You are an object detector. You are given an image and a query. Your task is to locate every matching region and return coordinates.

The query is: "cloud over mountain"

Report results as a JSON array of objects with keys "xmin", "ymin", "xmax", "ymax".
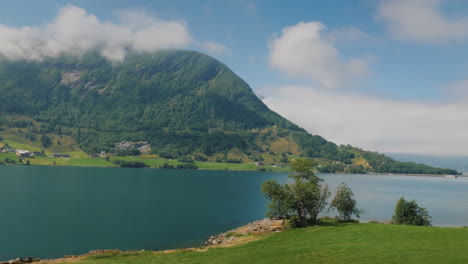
[{"xmin": 0, "ymin": 5, "xmax": 192, "ymax": 61}]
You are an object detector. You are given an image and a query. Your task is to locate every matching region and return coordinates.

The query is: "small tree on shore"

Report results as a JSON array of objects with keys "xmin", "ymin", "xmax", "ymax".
[
  {"xmin": 392, "ymin": 197, "xmax": 431, "ymax": 226},
  {"xmin": 261, "ymin": 159, "xmax": 330, "ymax": 227},
  {"xmin": 330, "ymin": 182, "xmax": 363, "ymax": 222}
]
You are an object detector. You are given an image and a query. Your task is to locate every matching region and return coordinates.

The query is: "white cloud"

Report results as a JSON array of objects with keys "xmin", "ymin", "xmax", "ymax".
[
  {"xmin": 378, "ymin": 0, "xmax": 468, "ymax": 43},
  {"xmin": 201, "ymin": 41, "xmax": 229, "ymax": 56},
  {"xmin": 268, "ymin": 22, "xmax": 372, "ymax": 88},
  {"xmin": 263, "ymin": 85, "xmax": 468, "ymax": 156},
  {"xmin": 0, "ymin": 5, "xmax": 192, "ymax": 61}
]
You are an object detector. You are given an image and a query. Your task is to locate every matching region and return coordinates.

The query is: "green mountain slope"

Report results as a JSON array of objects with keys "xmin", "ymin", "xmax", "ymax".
[{"xmin": 0, "ymin": 50, "xmax": 460, "ymax": 175}]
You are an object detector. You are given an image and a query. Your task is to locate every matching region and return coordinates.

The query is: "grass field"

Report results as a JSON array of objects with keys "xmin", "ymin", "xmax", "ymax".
[
  {"xmin": 1, "ymin": 152, "xmax": 291, "ymax": 171},
  {"xmin": 111, "ymin": 156, "xmax": 291, "ymax": 171},
  {"xmin": 45, "ymin": 223, "xmax": 468, "ymax": 264}
]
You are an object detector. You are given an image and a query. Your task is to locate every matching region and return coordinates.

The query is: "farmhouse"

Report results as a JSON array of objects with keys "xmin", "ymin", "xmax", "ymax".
[{"xmin": 15, "ymin": 150, "xmax": 32, "ymax": 158}]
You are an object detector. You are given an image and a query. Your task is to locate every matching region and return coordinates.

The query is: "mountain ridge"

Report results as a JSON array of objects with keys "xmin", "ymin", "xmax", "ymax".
[{"xmin": 0, "ymin": 49, "xmax": 460, "ymax": 175}]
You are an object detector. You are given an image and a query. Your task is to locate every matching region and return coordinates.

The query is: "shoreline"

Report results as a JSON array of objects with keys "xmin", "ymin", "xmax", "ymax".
[
  {"xmin": 0, "ymin": 163, "xmax": 464, "ymax": 177},
  {"xmin": 5, "ymin": 219, "xmax": 467, "ymax": 263}
]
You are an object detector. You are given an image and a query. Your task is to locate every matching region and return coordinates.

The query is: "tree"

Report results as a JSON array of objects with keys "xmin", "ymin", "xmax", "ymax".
[
  {"xmin": 261, "ymin": 159, "xmax": 330, "ymax": 227},
  {"xmin": 392, "ymin": 197, "xmax": 432, "ymax": 226},
  {"xmin": 330, "ymin": 182, "xmax": 363, "ymax": 221},
  {"xmin": 41, "ymin": 135, "xmax": 53, "ymax": 148}
]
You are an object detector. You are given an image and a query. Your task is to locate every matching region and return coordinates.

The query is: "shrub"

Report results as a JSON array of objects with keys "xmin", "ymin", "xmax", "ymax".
[
  {"xmin": 4, "ymin": 158, "xmax": 15, "ymax": 164},
  {"xmin": 160, "ymin": 163, "xmax": 175, "ymax": 169},
  {"xmin": 226, "ymin": 158, "xmax": 242, "ymax": 163},
  {"xmin": 112, "ymin": 160, "xmax": 147, "ymax": 168},
  {"xmin": 194, "ymin": 154, "xmax": 208, "ymax": 162},
  {"xmin": 178, "ymin": 156, "xmax": 194, "ymax": 163},
  {"xmin": 116, "ymin": 148, "xmax": 141, "ymax": 156},
  {"xmin": 392, "ymin": 197, "xmax": 432, "ymax": 226},
  {"xmin": 176, "ymin": 163, "xmax": 198, "ymax": 170}
]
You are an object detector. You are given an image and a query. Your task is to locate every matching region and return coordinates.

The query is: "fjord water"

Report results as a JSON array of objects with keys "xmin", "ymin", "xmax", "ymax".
[{"xmin": 0, "ymin": 166, "xmax": 467, "ymax": 260}]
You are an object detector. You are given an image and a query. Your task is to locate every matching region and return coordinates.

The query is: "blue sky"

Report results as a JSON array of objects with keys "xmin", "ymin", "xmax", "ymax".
[{"xmin": 1, "ymin": 0, "xmax": 468, "ymax": 155}]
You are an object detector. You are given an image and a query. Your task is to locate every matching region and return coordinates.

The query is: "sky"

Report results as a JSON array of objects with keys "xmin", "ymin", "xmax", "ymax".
[{"xmin": 1, "ymin": 0, "xmax": 468, "ymax": 156}]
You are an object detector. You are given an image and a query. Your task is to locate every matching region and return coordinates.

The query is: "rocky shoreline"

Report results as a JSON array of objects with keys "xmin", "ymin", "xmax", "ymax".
[
  {"xmin": 2, "ymin": 218, "xmax": 285, "ymax": 264},
  {"xmin": 205, "ymin": 218, "xmax": 285, "ymax": 246},
  {"xmin": 0, "ymin": 257, "xmax": 40, "ymax": 264}
]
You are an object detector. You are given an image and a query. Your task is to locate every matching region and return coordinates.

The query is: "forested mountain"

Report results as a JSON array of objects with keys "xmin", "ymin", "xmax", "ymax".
[{"xmin": 0, "ymin": 50, "xmax": 460, "ymax": 175}]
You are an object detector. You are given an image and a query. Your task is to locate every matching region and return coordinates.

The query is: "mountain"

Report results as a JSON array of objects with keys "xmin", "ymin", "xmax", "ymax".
[
  {"xmin": 387, "ymin": 153, "xmax": 468, "ymax": 174},
  {"xmin": 0, "ymin": 50, "xmax": 460, "ymax": 175}
]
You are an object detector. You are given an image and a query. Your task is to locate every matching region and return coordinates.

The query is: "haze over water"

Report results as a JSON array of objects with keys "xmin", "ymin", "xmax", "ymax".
[{"xmin": 0, "ymin": 166, "xmax": 466, "ymax": 260}]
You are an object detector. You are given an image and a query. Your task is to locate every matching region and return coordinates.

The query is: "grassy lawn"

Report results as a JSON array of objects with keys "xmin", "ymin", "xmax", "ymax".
[{"xmin": 47, "ymin": 223, "xmax": 468, "ymax": 264}]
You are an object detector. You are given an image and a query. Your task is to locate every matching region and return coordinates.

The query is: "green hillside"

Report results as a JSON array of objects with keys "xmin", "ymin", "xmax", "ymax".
[
  {"xmin": 0, "ymin": 50, "xmax": 460, "ymax": 175},
  {"xmin": 43, "ymin": 223, "xmax": 468, "ymax": 264}
]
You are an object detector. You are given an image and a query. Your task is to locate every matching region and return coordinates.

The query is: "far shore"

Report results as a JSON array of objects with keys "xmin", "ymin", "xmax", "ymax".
[{"xmin": 0, "ymin": 162, "xmax": 465, "ymax": 178}]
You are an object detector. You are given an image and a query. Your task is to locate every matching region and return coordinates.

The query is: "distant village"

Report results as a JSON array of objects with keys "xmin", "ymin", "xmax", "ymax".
[{"xmin": 1, "ymin": 147, "xmax": 70, "ymax": 158}]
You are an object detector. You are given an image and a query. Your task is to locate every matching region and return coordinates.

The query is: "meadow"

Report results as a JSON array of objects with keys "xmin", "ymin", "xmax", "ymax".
[{"xmin": 45, "ymin": 223, "xmax": 468, "ymax": 264}]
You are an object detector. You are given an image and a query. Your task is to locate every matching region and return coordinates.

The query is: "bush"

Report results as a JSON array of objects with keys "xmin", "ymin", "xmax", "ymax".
[
  {"xmin": 226, "ymin": 158, "xmax": 242, "ymax": 163},
  {"xmin": 392, "ymin": 197, "xmax": 432, "ymax": 226},
  {"xmin": 112, "ymin": 160, "xmax": 147, "ymax": 168},
  {"xmin": 115, "ymin": 148, "xmax": 141, "ymax": 156},
  {"xmin": 40, "ymin": 135, "xmax": 53, "ymax": 148},
  {"xmin": 157, "ymin": 150, "xmax": 178, "ymax": 159},
  {"xmin": 194, "ymin": 154, "xmax": 208, "ymax": 162},
  {"xmin": 178, "ymin": 156, "xmax": 194, "ymax": 163},
  {"xmin": 159, "ymin": 163, "xmax": 174, "ymax": 169},
  {"xmin": 176, "ymin": 163, "xmax": 199, "ymax": 170},
  {"xmin": 4, "ymin": 158, "xmax": 15, "ymax": 164}
]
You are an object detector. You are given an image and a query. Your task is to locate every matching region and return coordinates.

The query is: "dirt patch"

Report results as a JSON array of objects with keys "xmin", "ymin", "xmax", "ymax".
[{"xmin": 205, "ymin": 218, "xmax": 286, "ymax": 246}]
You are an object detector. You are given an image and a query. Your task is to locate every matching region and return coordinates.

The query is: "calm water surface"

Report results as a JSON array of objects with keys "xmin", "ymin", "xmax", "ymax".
[{"xmin": 0, "ymin": 166, "xmax": 467, "ymax": 260}]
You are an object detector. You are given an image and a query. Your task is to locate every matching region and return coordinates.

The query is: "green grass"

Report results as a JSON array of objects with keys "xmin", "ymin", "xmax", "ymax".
[
  {"xmin": 1, "ymin": 152, "xmax": 291, "ymax": 171},
  {"xmin": 49, "ymin": 223, "xmax": 468, "ymax": 264},
  {"xmin": 0, "ymin": 152, "xmax": 18, "ymax": 161},
  {"xmin": 24, "ymin": 157, "xmax": 115, "ymax": 167},
  {"xmin": 111, "ymin": 156, "xmax": 291, "ymax": 171}
]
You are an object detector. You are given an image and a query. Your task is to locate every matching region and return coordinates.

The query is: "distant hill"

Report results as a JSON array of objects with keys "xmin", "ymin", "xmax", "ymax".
[
  {"xmin": 0, "ymin": 50, "xmax": 460, "ymax": 175},
  {"xmin": 387, "ymin": 153, "xmax": 468, "ymax": 174}
]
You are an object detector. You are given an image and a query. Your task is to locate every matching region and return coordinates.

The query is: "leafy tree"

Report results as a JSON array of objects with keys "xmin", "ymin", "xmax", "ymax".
[
  {"xmin": 176, "ymin": 163, "xmax": 199, "ymax": 169},
  {"xmin": 159, "ymin": 163, "xmax": 175, "ymax": 169},
  {"xmin": 112, "ymin": 160, "xmax": 147, "ymax": 168},
  {"xmin": 261, "ymin": 159, "xmax": 330, "ymax": 227},
  {"xmin": 116, "ymin": 148, "xmax": 141, "ymax": 156},
  {"xmin": 178, "ymin": 155, "xmax": 194, "ymax": 163},
  {"xmin": 40, "ymin": 135, "xmax": 53, "ymax": 148},
  {"xmin": 330, "ymin": 182, "xmax": 363, "ymax": 221},
  {"xmin": 392, "ymin": 197, "xmax": 432, "ymax": 226}
]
